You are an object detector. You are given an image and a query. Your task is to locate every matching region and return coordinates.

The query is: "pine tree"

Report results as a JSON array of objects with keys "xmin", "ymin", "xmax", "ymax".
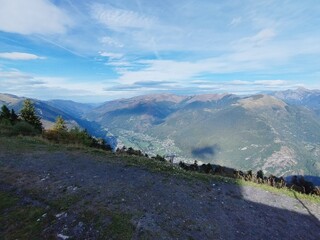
[
  {"xmin": 20, "ymin": 99, "xmax": 43, "ymax": 131},
  {"xmin": 0, "ymin": 105, "xmax": 11, "ymax": 120},
  {"xmin": 10, "ymin": 109, "xmax": 18, "ymax": 124},
  {"xmin": 53, "ymin": 116, "xmax": 67, "ymax": 132}
]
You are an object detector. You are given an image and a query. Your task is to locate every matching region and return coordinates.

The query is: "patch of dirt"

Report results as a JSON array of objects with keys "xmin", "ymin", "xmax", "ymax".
[{"xmin": 0, "ymin": 149, "xmax": 319, "ymax": 239}]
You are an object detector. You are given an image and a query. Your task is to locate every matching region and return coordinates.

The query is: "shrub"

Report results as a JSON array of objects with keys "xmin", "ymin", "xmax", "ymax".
[
  {"xmin": 42, "ymin": 127, "xmax": 112, "ymax": 151},
  {"xmin": 153, "ymin": 154, "xmax": 166, "ymax": 162},
  {"xmin": 0, "ymin": 121, "xmax": 14, "ymax": 136},
  {"xmin": 42, "ymin": 129, "xmax": 68, "ymax": 143},
  {"xmin": 257, "ymin": 170, "xmax": 264, "ymax": 179},
  {"xmin": 12, "ymin": 121, "xmax": 40, "ymax": 136}
]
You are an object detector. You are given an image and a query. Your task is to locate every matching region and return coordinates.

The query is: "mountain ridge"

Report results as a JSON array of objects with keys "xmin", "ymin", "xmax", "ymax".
[{"xmin": 1, "ymin": 88, "xmax": 320, "ymax": 177}]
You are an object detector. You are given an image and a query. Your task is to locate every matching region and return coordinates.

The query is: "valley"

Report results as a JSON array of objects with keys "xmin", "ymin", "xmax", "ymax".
[{"xmin": 1, "ymin": 88, "xmax": 320, "ymax": 177}]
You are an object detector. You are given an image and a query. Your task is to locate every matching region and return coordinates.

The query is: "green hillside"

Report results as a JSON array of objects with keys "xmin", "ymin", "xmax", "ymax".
[{"xmin": 87, "ymin": 93, "xmax": 320, "ymax": 177}]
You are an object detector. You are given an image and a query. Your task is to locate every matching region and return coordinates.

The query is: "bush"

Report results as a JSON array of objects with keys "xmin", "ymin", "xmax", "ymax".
[
  {"xmin": 42, "ymin": 129, "xmax": 68, "ymax": 143},
  {"xmin": 12, "ymin": 121, "xmax": 40, "ymax": 136},
  {"xmin": 152, "ymin": 154, "xmax": 166, "ymax": 162},
  {"xmin": 0, "ymin": 121, "xmax": 14, "ymax": 136},
  {"xmin": 42, "ymin": 127, "xmax": 112, "ymax": 151}
]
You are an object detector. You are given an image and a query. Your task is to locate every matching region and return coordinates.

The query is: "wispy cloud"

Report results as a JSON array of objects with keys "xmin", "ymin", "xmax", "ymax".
[
  {"xmin": 230, "ymin": 17, "xmax": 242, "ymax": 27},
  {"xmin": 0, "ymin": 0, "xmax": 319, "ymax": 101},
  {"xmin": 100, "ymin": 36, "xmax": 124, "ymax": 48},
  {"xmin": 99, "ymin": 51, "xmax": 123, "ymax": 59},
  {"xmin": 0, "ymin": 0, "xmax": 73, "ymax": 35},
  {"xmin": 0, "ymin": 52, "xmax": 45, "ymax": 60},
  {"xmin": 91, "ymin": 3, "xmax": 155, "ymax": 30},
  {"xmin": 240, "ymin": 28, "xmax": 276, "ymax": 46}
]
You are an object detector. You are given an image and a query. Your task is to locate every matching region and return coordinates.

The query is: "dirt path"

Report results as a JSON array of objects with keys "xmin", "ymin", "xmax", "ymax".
[{"xmin": 0, "ymin": 148, "xmax": 319, "ymax": 239}]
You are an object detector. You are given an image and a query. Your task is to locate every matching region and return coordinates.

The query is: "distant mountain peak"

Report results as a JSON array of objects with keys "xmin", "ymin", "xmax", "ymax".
[
  {"xmin": 237, "ymin": 94, "xmax": 287, "ymax": 110},
  {"xmin": 186, "ymin": 93, "xmax": 234, "ymax": 103},
  {"xmin": 272, "ymin": 87, "xmax": 320, "ymax": 103}
]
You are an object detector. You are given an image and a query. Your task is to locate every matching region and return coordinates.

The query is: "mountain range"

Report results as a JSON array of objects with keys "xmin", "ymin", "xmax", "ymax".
[{"xmin": 1, "ymin": 88, "xmax": 320, "ymax": 177}]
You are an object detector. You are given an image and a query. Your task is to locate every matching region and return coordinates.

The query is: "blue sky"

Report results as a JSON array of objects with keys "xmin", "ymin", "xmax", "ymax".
[{"xmin": 0, "ymin": 0, "xmax": 319, "ymax": 102}]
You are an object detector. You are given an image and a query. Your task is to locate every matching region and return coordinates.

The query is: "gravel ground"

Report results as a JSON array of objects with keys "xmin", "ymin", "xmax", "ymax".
[{"xmin": 0, "ymin": 149, "xmax": 319, "ymax": 240}]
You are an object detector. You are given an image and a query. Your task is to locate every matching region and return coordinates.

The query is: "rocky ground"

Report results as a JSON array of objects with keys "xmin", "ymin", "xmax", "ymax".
[{"xmin": 0, "ymin": 138, "xmax": 319, "ymax": 239}]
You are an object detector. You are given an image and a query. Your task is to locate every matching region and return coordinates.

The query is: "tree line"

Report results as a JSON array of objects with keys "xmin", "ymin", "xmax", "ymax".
[
  {"xmin": 0, "ymin": 99, "xmax": 111, "ymax": 150},
  {"xmin": 0, "ymin": 99, "xmax": 42, "ymax": 135},
  {"xmin": 178, "ymin": 160, "xmax": 320, "ymax": 196}
]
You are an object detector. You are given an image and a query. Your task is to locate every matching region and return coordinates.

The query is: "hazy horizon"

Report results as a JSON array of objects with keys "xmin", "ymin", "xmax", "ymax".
[{"xmin": 2, "ymin": 86, "xmax": 319, "ymax": 104}]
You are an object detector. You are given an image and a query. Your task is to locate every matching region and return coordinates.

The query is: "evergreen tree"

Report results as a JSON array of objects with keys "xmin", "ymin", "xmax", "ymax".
[
  {"xmin": 0, "ymin": 105, "xmax": 11, "ymax": 120},
  {"xmin": 53, "ymin": 116, "xmax": 67, "ymax": 132},
  {"xmin": 20, "ymin": 99, "xmax": 43, "ymax": 131},
  {"xmin": 10, "ymin": 109, "xmax": 18, "ymax": 124}
]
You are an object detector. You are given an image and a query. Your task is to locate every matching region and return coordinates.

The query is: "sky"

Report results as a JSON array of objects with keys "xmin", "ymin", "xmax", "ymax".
[{"xmin": 0, "ymin": 0, "xmax": 319, "ymax": 102}]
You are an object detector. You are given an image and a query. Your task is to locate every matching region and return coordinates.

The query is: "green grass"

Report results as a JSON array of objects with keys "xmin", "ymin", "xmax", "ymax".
[
  {"xmin": 0, "ymin": 191, "xmax": 19, "ymax": 211},
  {"xmin": 116, "ymin": 154, "xmax": 320, "ymax": 204},
  {"xmin": 236, "ymin": 180, "xmax": 320, "ymax": 204},
  {"xmin": 80, "ymin": 208, "xmax": 135, "ymax": 240},
  {"xmin": 103, "ymin": 212, "xmax": 135, "ymax": 240},
  {"xmin": 0, "ymin": 135, "xmax": 56, "ymax": 152},
  {"xmin": 1, "ymin": 135, "xmax": 319, "ymax": 206},
  {"xmin": 51, "ymin": 193, "xmax": 84, "ymax": 211},
  {"xmin": 0, "ymin": 191, "xmax": 50, "ymax": 240}
]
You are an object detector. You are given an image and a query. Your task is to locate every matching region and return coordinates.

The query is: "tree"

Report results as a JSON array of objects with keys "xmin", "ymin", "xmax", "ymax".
[
  {"xmin": 0, "ymin": 105, "xmax": 11, "ymax": 120},
  {"xmin": 20, "ymin": 99, "xmax": 42, "ymax": 131},
  {"xmin": 53, "ymin": 116, "xmax": 67, "ymax": 132},
  {"xmin": 10, "ymin": 109, "xmax": 18, "ymax": 124}
]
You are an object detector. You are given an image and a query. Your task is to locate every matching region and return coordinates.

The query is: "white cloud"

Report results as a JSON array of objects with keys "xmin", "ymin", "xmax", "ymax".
[
  {"xmin": 238, "ymin": 28, "xmax": 276, "ymax": 47},
  {"xmin": 0, "ymin": 0, "xmax": 73, "ymax": 34},
  {"xmin": 254, "ymin": 80, "xmax": 288, "ymax": 86},
  {"xmin": 0, "ymin": 52, "xmax": 45, "ymax": 60},
  {"xmin": 190, "ymin": 79, "xmax": 304, "ymax": 95},
  {"xmin": 230, "ymin": 17, "xmax": 242, "ymax": 26},
  {"xmin": 114, "ymin": 55, "xmax": 269, "ymax": 86},
  {"xmin": 249, "ymin": 28, "xmax": 276, "ymax": 44},
  {"xmin": 91, "ymin": 4, "xmax": 155, "ymax": 30},
  {"xmin": 0, "ymin": 70, "xmax": 32, "ymax": 79},
  {"xmin": 100, "ymin": 36, "xmax": 124, "ymax": 48},
  {"xmin": 99, "ymin": 51, "xmax": 123, "ymax": 59},
  {"xmin": 106, "ymin": 61, "xmax": 131, "ymax": 67},
  {"xmin": 0, "ymin": 69, "xmax": 117, "ymax": 102}
]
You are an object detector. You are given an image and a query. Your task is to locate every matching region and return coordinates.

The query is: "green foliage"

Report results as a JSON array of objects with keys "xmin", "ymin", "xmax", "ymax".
[
  {"xmin": 153, "ymin": 154, "xmax": 166, "ymax": 162},
  {"xmin": 257, "ymin": 170, "xmax": 264, "ymax": 179},
  {"xmin": 0, "ymin": 105, "xmax": 19, "ymax": 133},
  {"xmin": 0, "ymin": 113, "xmax": 39, "ymax": 136},
  {"xmin": 10, "ymin": 109, "xmax": 18, "ymax": 124},
  {"xmin": 42, "ymin": 126, "xmax": 112, "ymax": 151},
  {"xmin": 12, "ymin": 121, "xmax": 40, "ymax": 136},
  {"xmin": 20, "ymin": 99, "xmax": 43, "ymax": 131},
  {"xmin": 0, "ymin": 105, "xmax": 11, "ymax": 120},
  {"xmin": 53, "ymin": 115, "xmax": 67, "ymax": 132}
]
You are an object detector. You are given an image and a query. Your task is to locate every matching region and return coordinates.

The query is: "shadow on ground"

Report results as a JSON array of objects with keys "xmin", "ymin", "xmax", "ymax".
[{"xmin": 0, "ymin": 150, "xmax": 319, "ymax": 239}]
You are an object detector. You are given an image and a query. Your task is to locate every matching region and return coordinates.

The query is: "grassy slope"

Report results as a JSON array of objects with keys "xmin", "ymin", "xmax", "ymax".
[
  {"xmin": 0, "ymin": 136, "xmax": 136, "ymax": 239},
  {"xmin": 0, "ymin": 135, "xmax": 319, "ymax": 239},
  {"xmin": 1, "ymin": 135, "xmax": 319, "ymax": 198}
]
